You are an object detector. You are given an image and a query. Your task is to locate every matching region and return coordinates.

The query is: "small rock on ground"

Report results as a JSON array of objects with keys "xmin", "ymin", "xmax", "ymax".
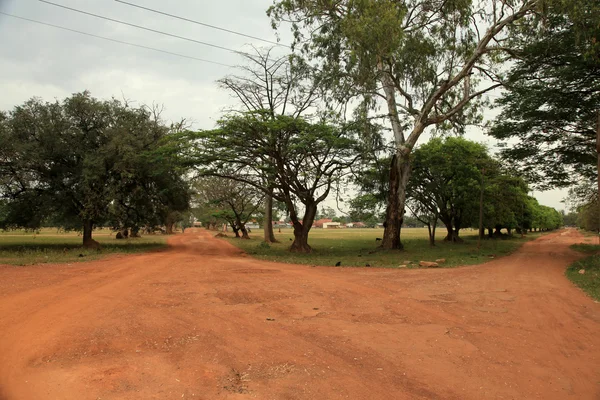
[{"xmin": 419, "ymin": 261, "xmax": 439, "ymax": 268}]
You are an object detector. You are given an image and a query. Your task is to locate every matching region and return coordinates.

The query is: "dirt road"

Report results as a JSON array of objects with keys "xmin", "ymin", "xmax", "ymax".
[{"xmin": 0, "ymin": 229, "xmax": 599, "ymax": 399}]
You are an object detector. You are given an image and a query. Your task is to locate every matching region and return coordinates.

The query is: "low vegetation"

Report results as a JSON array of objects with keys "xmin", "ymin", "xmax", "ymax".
[
  {"xmin": 0, "ymin": 229, "xmax": 168, "ymax": 266},
  {"xmin": 567, "ymin": 243, "xmax": 600, "ymax": 301},
  {"xmin": 224, "ymin": 228, "xmax": 542, "ymax": 268}
]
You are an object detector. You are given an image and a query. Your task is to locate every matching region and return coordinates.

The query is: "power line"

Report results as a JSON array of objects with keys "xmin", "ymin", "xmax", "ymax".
[
  {"xmin": 38, "ymin": 0, "xmax": 248, "ymax": 56},
  {"xmin": 114, "ymin": 0, "xmax": 288, "ymax": 48},
  {"xmin": 0, "ymin": 12, "xmax": 233, "ymax": 67}
]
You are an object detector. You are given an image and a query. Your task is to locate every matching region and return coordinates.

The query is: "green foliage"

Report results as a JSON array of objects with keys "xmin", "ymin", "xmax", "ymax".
[
  {"xmin": 189, "ymin": 111, "xmax": 360, "ymax": 251},
  {"xmin": 571, "ymin": 243, "xmax": 600, "ymax": 253},
  {"xmin": 409, "ymin": 137, "xmax": 491, "ymax": 239},
  {"xmin": 348, "ymin": 193, "xmax": 383, "ymax": 227},
  {"xmin": 489, "ymin": 10, "xmax": 600, "ymax": 188},
  {"xmin": 563, "ymin": 212, "xmax": 578, "ymax": 227},
  {"xmin": 566, "ymin": 254, "xmax": 600, "ymax": 301},
  {"xmin": 192, "ymin": 177, "xmax": 264, "ymax": 237},
  {"xmin": 269, "ymin": 0, "xmax": 538, "ymax": 249},
  {"xmin": 0, "ymin": 92, "xmax": 190, "ymax": 243},
  {"xmin": 576, "ymin": 197, "xmax": 599, "ymax": 231}
]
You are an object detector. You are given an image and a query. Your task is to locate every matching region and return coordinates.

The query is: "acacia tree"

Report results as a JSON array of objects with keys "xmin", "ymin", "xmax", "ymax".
[
  {"xmin": 219, "ymin": 47, "xmax": 321, "ymax": 243},
  {"xmin": 192, "ymin": 112, "xmax": 359, "ymax": 253},
  {"xmin": 269, "ymin": 0, "xmax": 540, "ymax": 249},
  {"xmin": 193, "ymin": 177, "xmax": 264, "ymax": 239}
]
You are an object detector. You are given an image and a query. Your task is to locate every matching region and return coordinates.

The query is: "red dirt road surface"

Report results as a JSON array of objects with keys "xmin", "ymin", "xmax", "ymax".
[{"xmin": 1, "ymin": 229, "xmax": 599, "ymax": 399}]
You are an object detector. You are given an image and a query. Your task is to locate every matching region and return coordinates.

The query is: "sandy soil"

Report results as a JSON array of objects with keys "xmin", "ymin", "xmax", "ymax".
[{"xmin": 0, "ymin": 228, "xmax": 599, "ymax": 400}]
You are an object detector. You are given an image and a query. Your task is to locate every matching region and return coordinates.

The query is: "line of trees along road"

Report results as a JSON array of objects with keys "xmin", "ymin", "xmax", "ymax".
[
  {"xmin": 6, "ymin": 0, "xmax": 595, "ymax": 251},
  {"xmin": 0, "ymin": 92, "xmax": 191, "ymax": 246}
]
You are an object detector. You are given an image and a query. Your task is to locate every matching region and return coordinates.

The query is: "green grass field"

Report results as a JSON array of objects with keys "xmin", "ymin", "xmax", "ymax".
[
  {"xmin": 0, "ymin": 228, "xmax": 168, "ymax": 266},
  {"xmin": 225, "ymin": 227, "xmax": 542, "ymax": 268},
  {"xmin": 567, "ymin": 243, "xmax": 600, "ymax": 301}
]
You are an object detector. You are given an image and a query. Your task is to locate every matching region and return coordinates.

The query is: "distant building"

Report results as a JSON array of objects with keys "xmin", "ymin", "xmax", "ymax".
[
  {"xmin": 313, "ymin": 218, "xmax": 333, "ymax": 228},
  {"xmin": 323, "ymin": 222, "xmax": 341, "ymax": 229},
  {"xmin": 246, "ymin": 222, "xmax": 260, "ymax": 229}
]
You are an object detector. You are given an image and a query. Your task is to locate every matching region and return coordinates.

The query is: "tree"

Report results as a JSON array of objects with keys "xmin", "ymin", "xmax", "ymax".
[
  {"xmin": 269, "ymin": 0, "xmax": 539, "ymax": 250},
  {"xmin": 406, "ymin": 197, "xmax": 439, "ymax": 246},
  {"xmin": 408, "ymin": 137, "xmax": 491, "ymax": 242},
  {"xmin": 478, "ymin": 173, "xmax": 530, "ymax": 237},
  {"xmin": 488, "ymin": 11, "xmax": 600, "ymax": 188},
  {"xmin": 0, "ymin": 92, "xmax": 190, "ymax": 246},
  {"xmin": 106, "ymin": 106, "xmax": 191, "ymax": 236},
  {"xmin": 192, "ymin": 111, "xmax": 359, "ymax": 252},
  {"xmin": 218, "ymin": 47, "xmax": 321, "ymax": 243},
  {"xmin": 193, "ymin": 177, "xmax": 264, "ymax": 239},
  {"xmin": 319, "ymin": 206, "xmax": 337, "ymax": 220},
  {"xmin": 348, "ymin": 193, "xmax": 383, "ymax": 227}
]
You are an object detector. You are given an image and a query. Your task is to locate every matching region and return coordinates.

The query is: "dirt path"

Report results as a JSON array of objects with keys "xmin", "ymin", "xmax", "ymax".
[{"xmin": 0, "ymin": 229, "xmax": 599, "ymax": 400}]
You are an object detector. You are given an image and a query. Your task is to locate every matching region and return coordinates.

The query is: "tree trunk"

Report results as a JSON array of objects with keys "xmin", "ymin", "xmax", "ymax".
[
  {"xmin": 165, "ymin": 222, "xmax": 174, "ymax": 235},
  {"xmin": 596, "ymin": 110, "xmax": 600, "ymax": 243},
  {"xmin": 264, "ymin": 193, "xmax": 278, "ymax": 243},
  {"xmin": 427, "ymin": 222, "xmax": 437, "ymax": 246},
  {"xmin": 240, "ymin": 226, "xmax": 250, "ymax": 239},
  {"xmin": 82, "ymin": 219, "xmax": 99, "ymax": 248},
  {"xmin": 478, "ymin": 168, "xmax": 485, "ymax": 249},
  {"xmin": 488, "ymin": 228, "xmax": 494, "ymax": 238},
  {"xmin": 231, "ymin": 224, "xmax": 240, "ymax": 238},
  {"xmin": 236, "ymin": 217, "xmax": 250, "ymax": 239},
  {"xmin": 130, "ymin": 226, "xmax": 140, "ymax": 238},
  {"xmin": 381, "ymin": 154, "xmax": 411, "ymax": 250},
  {"xmin": 290, "ymin": 202, "xmax": 317, "ymax": 253},
  {"xmin": 444, "ymin": 226, "xmax": 463, "ymax": 243}
]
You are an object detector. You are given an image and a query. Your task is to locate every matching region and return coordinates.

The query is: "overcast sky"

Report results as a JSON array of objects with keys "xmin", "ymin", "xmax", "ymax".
[{"xmin": 0, "ymin": 0, "xmax": 569, "ymax": 212}]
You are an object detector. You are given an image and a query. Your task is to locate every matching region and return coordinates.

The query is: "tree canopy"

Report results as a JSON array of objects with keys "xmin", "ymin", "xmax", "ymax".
[
  {"xmin": 190, "ymin": 111, "xmax": 360, "ymax": 252},
  {"xmin": 269, "ymin": 0, "xmax": 542, "ymax": 249},
  {"xmin": 0, "ymin": 92, "xmax": 190, "ymax": 245},
  {"xmin": 489, "ymin": 12, "xmax": 600, "ymax": 188}
]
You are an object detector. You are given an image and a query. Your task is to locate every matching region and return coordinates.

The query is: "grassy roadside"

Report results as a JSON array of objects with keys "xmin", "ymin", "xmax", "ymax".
[
  {"xmin": 0, "ymin": 228, "xmax": 168, "ymax": 266},
  {"xmin": 223, "ymin": 228, "xmax": 543, "ymax": 269},
  {"xmin": 567, "ymin": 243, "xmax": 600, "ymax": 301}
]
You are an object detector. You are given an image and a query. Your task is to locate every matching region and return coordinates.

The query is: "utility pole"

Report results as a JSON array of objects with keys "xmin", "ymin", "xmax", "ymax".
[{"xmin": 478, "ymin": 167, "xmax": 485, "ymax": 250}]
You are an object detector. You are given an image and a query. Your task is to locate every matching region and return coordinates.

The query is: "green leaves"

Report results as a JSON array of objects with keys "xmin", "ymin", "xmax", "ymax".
[
  {"xmin": 489, "ymin": 8, "xmax": 600, "ymax": 189},
  {"xmin": 0, "ymin": 93, "xmax": 191, "ymax": 237}
]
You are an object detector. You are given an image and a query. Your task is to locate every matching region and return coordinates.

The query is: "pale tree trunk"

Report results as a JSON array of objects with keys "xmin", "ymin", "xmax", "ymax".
[
  {"xmin": 82, "ymin": 219, "xmax": 99, "ymax": 248},
  {"xmin": 381, "ymin": 154, "xmax": 411, "ymax": 250},
  {"xmin": 264, "ymin": 193, "xmax": 278, "ymax": 243}
]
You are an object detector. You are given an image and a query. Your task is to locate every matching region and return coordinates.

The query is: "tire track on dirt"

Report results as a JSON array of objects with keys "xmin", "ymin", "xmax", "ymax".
[{"xmin": 0, "ymin": 228, "xmax": 599, "ymax": 399}]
